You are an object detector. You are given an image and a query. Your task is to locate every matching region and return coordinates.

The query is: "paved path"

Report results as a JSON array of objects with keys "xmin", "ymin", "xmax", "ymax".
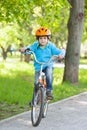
[
  {"xmin": 0, "ymin": 92, "xmax": 87, "ymax": 130},
  {"xmin": 0, "ymin": 57, "xmax": 87, "ymax": 69},
  {"xmin": 54, "ymin": 63, "xmax": 87, "ymax": 69}
]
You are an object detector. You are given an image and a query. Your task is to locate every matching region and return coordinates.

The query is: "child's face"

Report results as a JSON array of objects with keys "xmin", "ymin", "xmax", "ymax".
[{"xmin": 38, "ymin": 36, "xmax": 48, "ymax": 46}]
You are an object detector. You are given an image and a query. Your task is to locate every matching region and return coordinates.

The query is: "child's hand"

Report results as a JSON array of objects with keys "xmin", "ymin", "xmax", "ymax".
[
  {"xmin": 19, "ymin": 48, "xmax": 25, "ymax": 52},
  {"xmin": 57, "ymin": 55, "xmax": 64, "ymax": 60}
]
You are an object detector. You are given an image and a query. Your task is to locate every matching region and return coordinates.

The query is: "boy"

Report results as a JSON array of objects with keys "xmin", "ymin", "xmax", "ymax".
[{"xmin": 21, "ymin": 27, "xmax": 65, "ymax": 99}]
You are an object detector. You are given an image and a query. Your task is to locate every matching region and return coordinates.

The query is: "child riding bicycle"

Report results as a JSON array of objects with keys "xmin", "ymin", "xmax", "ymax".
[{"xmin": 20, "ymin": 27, "xmax": 65, "ymax": 100}]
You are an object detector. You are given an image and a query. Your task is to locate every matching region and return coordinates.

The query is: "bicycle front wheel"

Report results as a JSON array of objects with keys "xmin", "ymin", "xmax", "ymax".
[
  {"xmin": 42, "ymin": 93, "xmax": 48, "ymax": 118},
  {"xmin": 31, "ymin": 87, "xmax": 44, "ymax": 126}
]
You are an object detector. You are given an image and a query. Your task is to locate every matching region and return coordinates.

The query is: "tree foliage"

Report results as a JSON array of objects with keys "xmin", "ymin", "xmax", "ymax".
[
  {"xmin": 0, "ymin": 0, "xmax": 70, "ymax": 45},
  {"xmin": 0, "ymin": 0, "xmax": 87, "ymax": 45}
]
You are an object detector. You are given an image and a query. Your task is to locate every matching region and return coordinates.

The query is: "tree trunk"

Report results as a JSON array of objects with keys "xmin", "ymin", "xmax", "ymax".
[
  {"xmin": 0, "ymin": 46, "xmax": 7, "ymax": 60},
  {"xmin": 0, "ymin": 45, "xmax": 12, "ymax": 60},
  {"xmin": 63, "ymin": 0, "xmax": 84, "ymax": 84},
  {"xmin": 24, "ymin": 54, "xmax": 31, "ymax": 63}
]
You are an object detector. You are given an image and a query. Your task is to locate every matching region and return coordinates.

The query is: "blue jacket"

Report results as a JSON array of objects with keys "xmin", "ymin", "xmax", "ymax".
[{"xmin": 25, "ymin": 41, "xmax": 65, "ymax": 71}]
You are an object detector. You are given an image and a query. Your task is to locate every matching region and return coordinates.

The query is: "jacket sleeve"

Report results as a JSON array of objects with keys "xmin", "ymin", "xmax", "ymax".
[
  {"xmin": 24, "ymin": 42, "xmax": 38, "ymax": 52},
  {"xmin": 51, "ymin": 44, "xmax": 65, "ymax": 57}
]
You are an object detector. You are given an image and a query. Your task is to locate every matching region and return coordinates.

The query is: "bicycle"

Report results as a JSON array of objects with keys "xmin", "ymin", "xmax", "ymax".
[{"xmin": 25, "ymin": 50, "xmax": 58, "ymax": 127}]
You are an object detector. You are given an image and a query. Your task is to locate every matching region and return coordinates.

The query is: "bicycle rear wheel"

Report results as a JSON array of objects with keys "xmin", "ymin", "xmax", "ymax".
[{"xmin": 31, "ymin": 87, "xmax": 44, "ymax": 126}]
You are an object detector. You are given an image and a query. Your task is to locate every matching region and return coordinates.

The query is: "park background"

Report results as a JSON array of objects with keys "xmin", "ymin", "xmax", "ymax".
[{"xmin": 0, "ymin": 0, "xmax": 87, "ymax": 120}]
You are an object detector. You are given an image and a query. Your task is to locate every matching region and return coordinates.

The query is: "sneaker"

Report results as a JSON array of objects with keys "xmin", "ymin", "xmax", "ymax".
[{"xmin": 46, "ymin": 90, "xmax": 53, "ymax": 100}]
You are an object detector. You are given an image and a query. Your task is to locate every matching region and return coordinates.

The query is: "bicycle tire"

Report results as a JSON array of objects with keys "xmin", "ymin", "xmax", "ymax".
[
  {"xmin": 42, "ymin": 94, "xmax": 48, "ymax": 118},
  {"xmin": 31, "ymin": 87, "xmax": 44, "ymax": 126}
]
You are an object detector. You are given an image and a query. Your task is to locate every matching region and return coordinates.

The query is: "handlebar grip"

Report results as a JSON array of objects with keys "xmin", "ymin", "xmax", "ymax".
[{"xmin": 25, "ymin": 48, "xmax": 30, "ymax": 52}]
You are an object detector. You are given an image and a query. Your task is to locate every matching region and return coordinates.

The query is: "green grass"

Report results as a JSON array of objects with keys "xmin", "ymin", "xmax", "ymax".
[
  {"xmin": 0, "ymin": 62, "xmax": 34, "ymax": 105},
  {"xmin": 0, "ymin": 62, "xmax": 34, "ymax": 120},
  {"xmin": 80, "ymin": 58, "xmax": 87, "ymax": 64},
  {"xmin": 53, "ymin": 68, "xmax": 87, "ymax": 101},
  {"xmin": 0, "ymin": 61, "xmax": 87, "ymax": 120}
]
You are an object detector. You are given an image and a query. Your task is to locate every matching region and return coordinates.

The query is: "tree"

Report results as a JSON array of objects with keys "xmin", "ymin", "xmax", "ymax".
[
  {"xmin": 0, "ymin": 22, "xmax": 20, "ymax": 60},
  {"xmin": 0, "ymin": 44, "xmax": 12, "ymax": 60},
  {"xmin": 63, "ymin": 0, "xmax": 84, "ymax": 84}
]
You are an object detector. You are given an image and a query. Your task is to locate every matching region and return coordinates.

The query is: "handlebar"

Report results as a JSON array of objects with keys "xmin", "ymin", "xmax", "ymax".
[{"xmin": 24, "ymin": 50, "xmax": 58, "ymax": 65}]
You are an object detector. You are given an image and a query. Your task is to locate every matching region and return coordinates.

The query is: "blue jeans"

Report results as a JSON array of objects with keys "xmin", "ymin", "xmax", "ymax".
[{"xmin": 34, "ymin": 67, "xmax": 53, "ymax": 91}]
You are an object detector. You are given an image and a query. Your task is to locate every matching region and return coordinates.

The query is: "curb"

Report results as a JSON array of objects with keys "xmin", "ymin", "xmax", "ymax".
[{"xmin": 0, "ymin": 110, "xmax": 31, "ymax": 124}]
